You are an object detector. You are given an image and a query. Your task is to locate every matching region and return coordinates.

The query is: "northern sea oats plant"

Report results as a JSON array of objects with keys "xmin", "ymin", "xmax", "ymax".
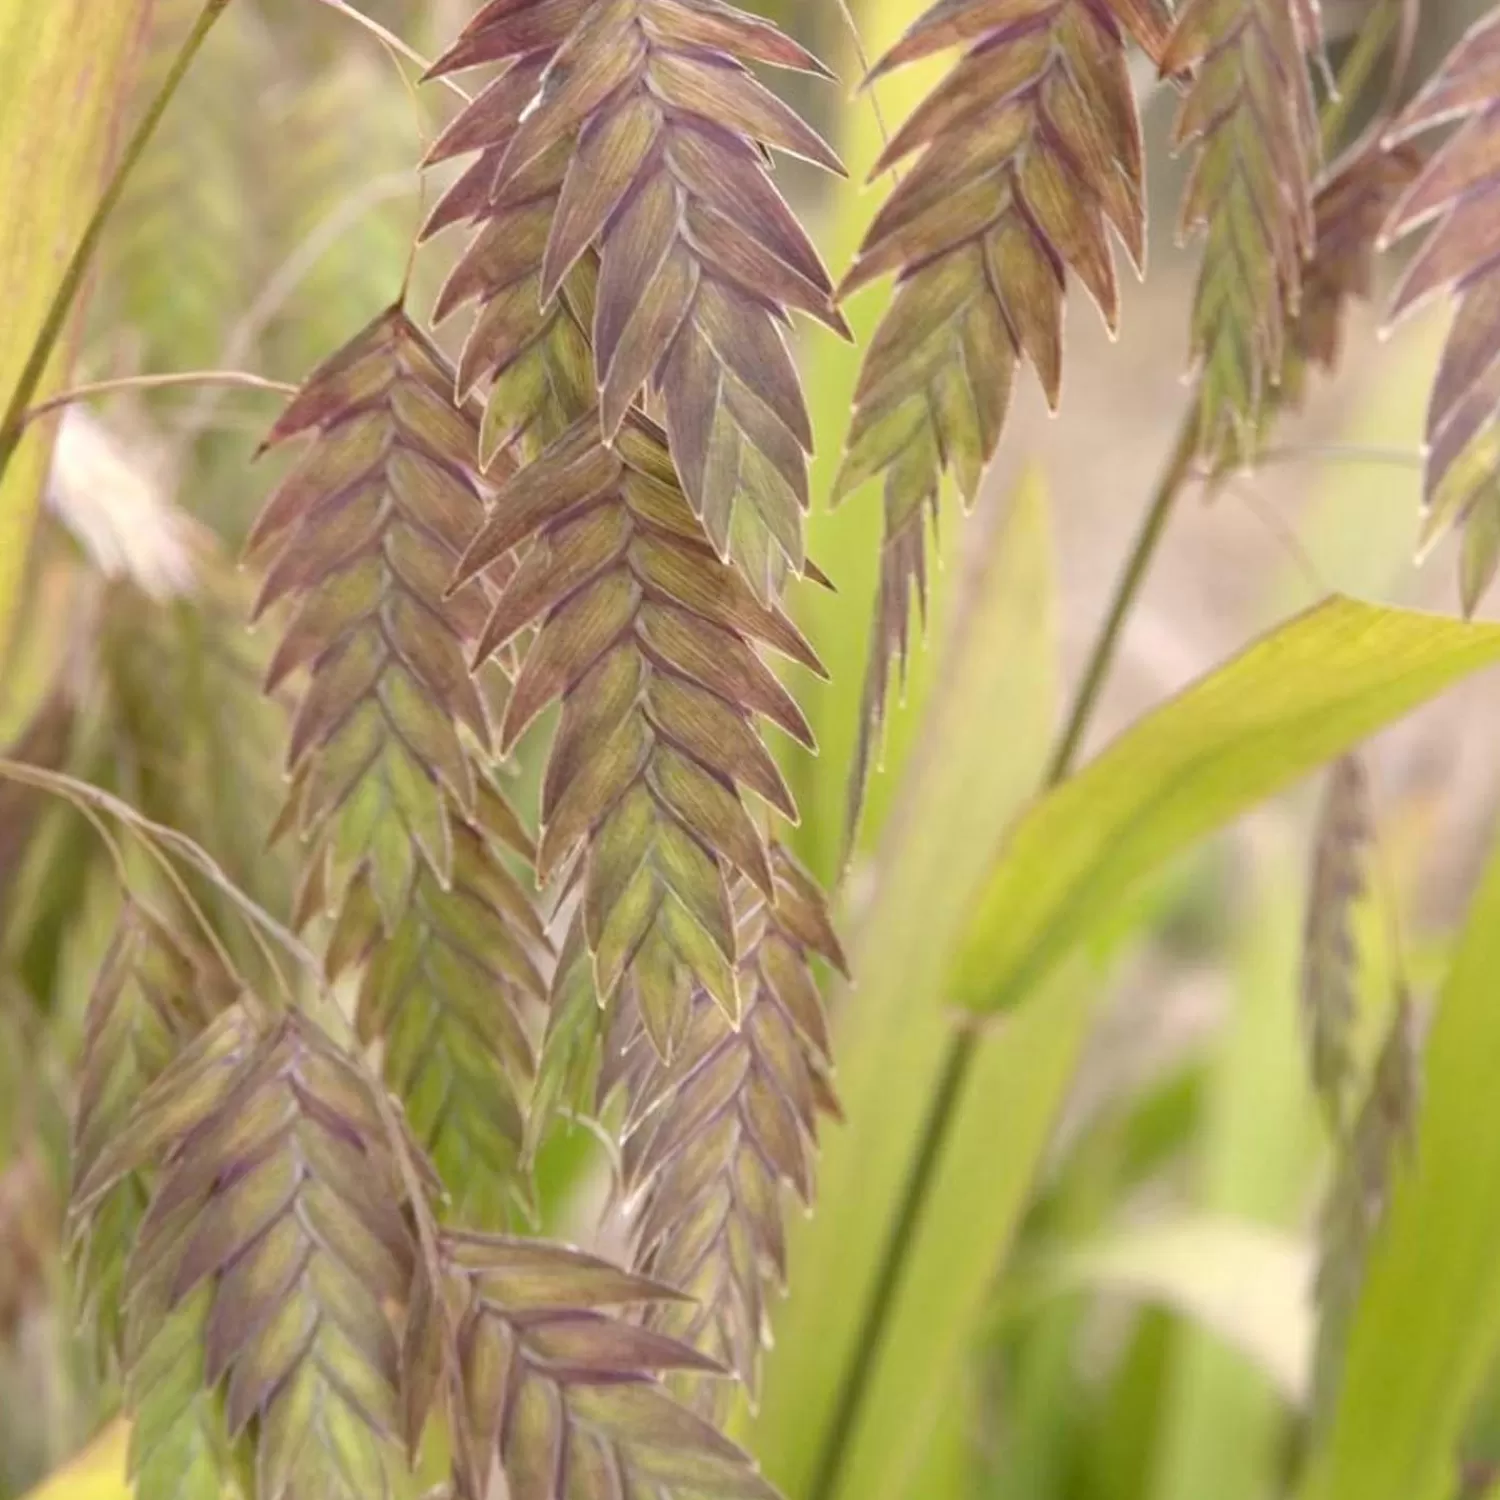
[{"xmin": 12, "ymin": 3, "xmax": 1500, "ymax": 1500}]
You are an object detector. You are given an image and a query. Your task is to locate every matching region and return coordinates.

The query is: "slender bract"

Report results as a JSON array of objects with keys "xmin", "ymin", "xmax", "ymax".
[
  {"xmin": 1164, "ymin": 0, "xmax": 1322, "ymax": 459},
  {"xmin": 248, "ymin": 306, "xmax": 549, "ymax": 1222},
  {"xmin": 834, "ymin": 0, "xmax": 1166, "ymax": 841},
  {"xmin": 1380, "ymin": 10, "xmax": 1500, "ymax": 610},
  {"xmin": 453, "ymin": 413, "xmax": 823, "ymax": 1061}
]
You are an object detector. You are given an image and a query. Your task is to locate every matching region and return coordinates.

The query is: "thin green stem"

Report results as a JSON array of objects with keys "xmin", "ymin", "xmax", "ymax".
[
  {"xmin": 1045, "ymin": 417, "xmax": 1199, "ymax": 783},
  {"xmin": 0, "ymin": 0, "xmax": 234, "ymax": 489},
  {"xmin": 1318, "ymin": 0, "xmax": 1399, "ymax": 153},
  {"xmin": 806, "ymin": 410, "xmax": 1197, "ymax": 1500},
  {"xmin": 22, "ymin": 369, "xmax": 295, "ymax": 426}
]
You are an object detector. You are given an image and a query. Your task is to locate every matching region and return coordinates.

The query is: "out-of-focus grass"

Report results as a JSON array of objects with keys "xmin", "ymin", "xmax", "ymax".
[
  {"xmin": 0, "ymin": 0, "xmax": 151, "ymax": 660},
  {"xmin": 750, "ymin": 464, "xmax": 1062, "ymax": 1499}
]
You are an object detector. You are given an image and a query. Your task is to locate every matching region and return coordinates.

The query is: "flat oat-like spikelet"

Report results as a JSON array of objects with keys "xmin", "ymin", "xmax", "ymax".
[
  {"xmin": 70, "ymin": 1005, "xmax": 265, "ymax": 1500},
  {"xmin": 68, "ymin": 906, "xmax": 235, "ymax": 1371},
  {"xmin": 329, "ymin": 779, "xmax": 552, "ymax": 1228},
  {"xmin": 1164, "ymin": 0, "xmax": 1322, "ymax": 460},
  {"xmin": 1312, "ymin": 988, "xmax": 1421, "ymax": 1423},
  {"xmin": 453, "ymin": 412, "xmax": 824, "ymax": 1061},
  {"xmin": 430, "ymin": 0, "xmax": 847, "ymax": 601},
  {"xmin": 404, "ymin": 1230, "xmax": 779, "ymax": 1500},
  {"xmin": 424, "ymin": 0, "xmax": 597, "ymax": 466},
  {"xmin": 1302, "ymin": 755, "xmax": 1373, "ymax": 1130},
  {"xmin": 1207, "ymin": 136, "xmax": 1423, "ymax": 473},
  {"xmin": 74, "ymin": 1011, "xmax": 421, "ymax": 1500},
  {"xmin": 835, "ymin": 0, "xmax": 1168, "ymax": 840},
  {"xmin": 613, "ymin": 845, "xmax": 846, "ymax": 1414},
  {"xmin": 1284, "ymin": 141, "xmax": 1424, "ymax": 405},
  {"xmin": 248, "ymin": 305, "xmax": 549, "ymax": 1222},
  {"xmin": 1380, "ymin": 11, "xmax": 1500, "ymax": 611}
]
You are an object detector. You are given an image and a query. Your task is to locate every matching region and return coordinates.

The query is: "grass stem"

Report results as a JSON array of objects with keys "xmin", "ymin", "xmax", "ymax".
[{"xmin": 807, "ymin": 410, "xmax": 1199, "ymax": 1500}]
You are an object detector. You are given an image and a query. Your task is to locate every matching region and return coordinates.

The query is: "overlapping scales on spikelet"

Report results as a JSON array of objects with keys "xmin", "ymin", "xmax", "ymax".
[
  {"xmin": 70, "ymin": 1006, "xmax": 264, "ymax": 1500},
  {"xmin": 1312, "ymin": 989, "xmax": 1420, "ymax": 1423},
  {"xmin": 68, "ymin": 906, "xmax": 236, "ymax": 1370},
  {"xmin": 424, "ymin": 0, "xmax": 596, "ymax": 466},
  {"xmin": 527, "ymin": 913, "xmax": 611, "ymax": 1165},
  {"xmin": 609, "ymin": 845, "xmax": 845, "ymax": 1414},
  {"xmin": 248, "ymin": 306, "xmax": 549, "ymax": 1220},
  {"xmin": 1380, "ymin": 11, "xmax": 1500, "ymax": 611},
  {"xmin": 1302, "ymin": 755, "xmax": 1373, "ymax": 1131},
  {"xmin": 428, "ymin": 0, "xmax": 846, "ymax": 601},
  {"xmin": 835, "ymin": 0, "xmax": 1166, "ymax": 843},
  {"xmin": 73, "ymin": 1010, "xmax": 421, "ymax": 1500},
  {"xmin": 403, "ymin": 1230, "xmax": 778, "ymax": 1500},
  {"xmin": 1288, "ymin": 143, "xmax": 1423, "ymax": 399},
  {"xmin": 453, "ymin": 413, "xmax": 823, "ymax": 1062},
  {"xmin": 328, "ymin": 778, "xmax": 551, "ymax": 1229},
  {"xmin": 1208, "ymin": 136, "xmax": 1423, "ymax": 473},
  {"xmin": 1164, "ymin": 0, "xmax": 1323, "ymax": 460}
]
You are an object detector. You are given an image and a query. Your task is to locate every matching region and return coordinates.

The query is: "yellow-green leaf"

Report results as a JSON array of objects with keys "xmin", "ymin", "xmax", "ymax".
[
  {"xmin": 1021, "ymin": 1218, "xmax": 1313, "ymax": 1408},
  {"xmin": 21, "ymin": 1425, "xmax": 128, "ymax": 1500},
  {"xmin": 0, "ymin": 0, "xmax": 151, "ymax": 662},
  {"xmin": 951, "ymin": 598, "xmax": 1500, "ymax": 1016}
]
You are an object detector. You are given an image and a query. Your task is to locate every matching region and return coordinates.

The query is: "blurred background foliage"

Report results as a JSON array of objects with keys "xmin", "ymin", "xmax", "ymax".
[{"xmin": 9, "ymin": 2, "xmax": 1500, "ymax": 1500}]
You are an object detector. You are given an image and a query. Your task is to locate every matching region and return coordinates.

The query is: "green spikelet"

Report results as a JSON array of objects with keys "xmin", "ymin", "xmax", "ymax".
[
  {"xmin": 403, "ymin": 1230, "xmax": 779, "ymax": 1500},
  {"xmin": 1210, "ymin": 136, "xmax": 1424, "ymax": 473},
  {"xmin": 426, "ymin": 0, "xmax": 845, "ymax": 600},
  {"xmin": 248, "ymin": 305, "xmax": 549, "ymax": 1222},
  {"xmin": 1162, "ymin": 0, "xmax": 1323, "ymax": 459},
  {"xmin": 1301, "ymin": 755, "xmax": 1373, "ymax": 1131},
  {"xmin": 424, "ymin": 0, "xmax": 598, "ymax": 467},
  {"xmin": 1312, "ymin": 989, "xmax": 1421, "ymax": 1424},
  {"xmin": 833, "ymin": 0, "xmax": 1167, "ymax": 843},
  {"xmin": 72, "ymin": 1005, "xmax": 265, "ymax": 1500},
  {"xmin": 76, "ymin": 1010, "xmax": 421, "ymax": 1500},
  {"xmin": 68, "ymin": 905, "xmax": 236, "ymax": 1369},
  {"xmin": 615, "ymin": 845, "xmax": 845, "ymax": 1415},
  {"xmin": 452, "ymin": 412, "xmax": 824, "ymax": 1063},
  {"xmin": 331, "ymin": 778, "xmax": 551, "ymax": 1229}
]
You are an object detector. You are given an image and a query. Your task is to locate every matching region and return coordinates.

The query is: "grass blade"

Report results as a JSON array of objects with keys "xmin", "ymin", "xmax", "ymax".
[
  {"xmin": 951, "ymin": 598, "xmax": 1500, "ymax": 1017},
  {"xmin": 0, "ymin": 0, "xmax": 158, "ymax": 662},
  {"xmin": 748, "ymin": 467, "xmax": 1058, "ymax": 1498},
  {"xmin": 1298, "ymin": 824, "xmax": 1500, "ymax": 1500}
]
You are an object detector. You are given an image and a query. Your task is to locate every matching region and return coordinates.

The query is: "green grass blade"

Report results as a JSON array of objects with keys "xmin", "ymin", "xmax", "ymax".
[
  {"xmin": 0, "ymin": 0, "xmax": 155, "ymax": 665},
  {"xmin": 748, "ymin": 467, "xmax": 1058, "ymax": 1499},
  {"xmin": 1148, "ymin": 836, "xmax": 1323, "ymax": 1500},
  {"xmin": 1023, "ymin": 1218, "xmax": 1312, "ymax": 1406},
  {"xmin": 951, "ymin": 598, "xmax": 1500, "ymax": 1016},
  {"xmin": 1298, "ymin": 821, "xmax": 1500, "ymax": 1500}
]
